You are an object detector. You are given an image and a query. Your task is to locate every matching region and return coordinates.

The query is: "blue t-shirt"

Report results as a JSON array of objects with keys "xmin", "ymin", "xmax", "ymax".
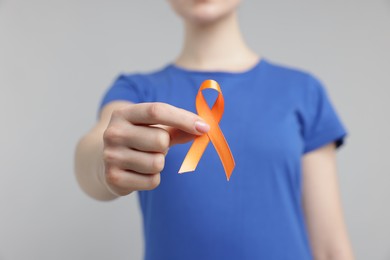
[{"xmin": 100, "ymin": 58, "xmax": 348, "ymax": 260}]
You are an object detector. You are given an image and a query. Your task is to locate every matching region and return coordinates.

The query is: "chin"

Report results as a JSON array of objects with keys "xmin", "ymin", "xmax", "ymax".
[
  {"xmin": 190, "ymin": 3, "xmax": 225, "ymax": 24},
  {"xmin": 169, "ymin": 0, "xmax": 241, "ymax": 25}
]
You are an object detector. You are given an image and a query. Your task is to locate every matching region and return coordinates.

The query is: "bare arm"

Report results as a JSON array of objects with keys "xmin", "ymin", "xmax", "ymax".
[
  {"xmin": 74, "ymin": 101, "xmax": 209, "ymax": 201},
  {"xmin": 302, "ymin": 143, "xmax": 355, "ymax": 260}
]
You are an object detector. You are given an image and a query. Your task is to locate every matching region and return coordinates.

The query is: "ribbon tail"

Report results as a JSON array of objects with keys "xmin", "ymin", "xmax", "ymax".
[
  {"xmin": 178, "ymin": 134, "xmax": 209, "ymax": 173},
  {"xmin": 208, "ymin": 127, "xmax": 235, "ymax": 181}
]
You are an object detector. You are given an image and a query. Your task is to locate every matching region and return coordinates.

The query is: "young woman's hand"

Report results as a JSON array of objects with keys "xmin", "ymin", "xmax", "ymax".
[{"xmin": 102, "ymin": 102, "xmax": 209, "ymax": 196}]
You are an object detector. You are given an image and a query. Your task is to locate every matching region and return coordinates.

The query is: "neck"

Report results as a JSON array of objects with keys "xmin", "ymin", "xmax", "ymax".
[{"xmin": 175, "ymin": 12, "xmax": 260, "ymax": 72}]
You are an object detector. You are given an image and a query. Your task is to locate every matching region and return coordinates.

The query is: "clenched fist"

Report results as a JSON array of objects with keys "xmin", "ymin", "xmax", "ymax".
[{"xmin": 102, "ymin": 102, "xmax": 210, "ymax": 196}]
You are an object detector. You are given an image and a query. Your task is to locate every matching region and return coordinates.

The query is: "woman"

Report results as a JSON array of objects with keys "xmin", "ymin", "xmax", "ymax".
[{"xmin": 75, "ymin": 0, "xmax": 355, "ymax": 259}]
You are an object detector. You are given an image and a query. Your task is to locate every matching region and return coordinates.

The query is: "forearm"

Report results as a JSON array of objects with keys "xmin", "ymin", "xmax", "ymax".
[
  {"xmin": 74, "ymin": 131, "xmax": 119, "ymax": 201},
  {"xmin": 302, "ymin": 143, "xmax": 355, "ymax": 260},
  {"xmin": 311, "ymin": 235, "xmax": 355, "ymax": 260},
  {"xmin": 309, "ymin": 208, "xmax": 355, "ymax": 260},
  {"xmin": 307, "ymin": 185, "xmax": 355, "ymax": 260}
]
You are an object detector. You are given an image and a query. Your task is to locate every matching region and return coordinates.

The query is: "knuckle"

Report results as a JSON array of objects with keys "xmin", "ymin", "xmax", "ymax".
[
  {"xmin": 102, "ymin": 149, "xmax": 118, "ymax": 164},
  {"xmin": 145, "ymin": 174, "xmax": 161, "ymax": 190},
  {"xmin": 103, "ymin": 126, "xmax": 124, "ymax": 144},
  {"xmin": 147, "ymin": 102, "xmax": 164, "ymax": 120},
  {"xmin": 111, "ymin": 109, "xmax": 121, "ymax": 118},
  {"xmin": 155, "ymin": 131, "xmax": 170, "ymax": 151},
  {"xmin": 106, "ymin": 169, "xmax": 121, "ymax": 186},
  {"xmin": 111, "ymin": 107, "xmax": 127, "ymax": 118},
  {"xmin": 151, "ymin": 153, "xmax": 165, "ymax": 173},
  {"xmin": 103, "ymin": 127, "xmax": 117, "ymax": 142}
]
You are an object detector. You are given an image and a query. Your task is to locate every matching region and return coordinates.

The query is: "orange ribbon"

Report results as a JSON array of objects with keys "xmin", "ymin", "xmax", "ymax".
[{"xmin": 179, "ymin": 79, "xmax": 235, "ymax": 180}]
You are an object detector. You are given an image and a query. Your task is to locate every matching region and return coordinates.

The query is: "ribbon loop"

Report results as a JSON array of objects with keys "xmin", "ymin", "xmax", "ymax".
[{"xmin": 178, "ymin": 80, "xmax": 235, "ymax": 180}]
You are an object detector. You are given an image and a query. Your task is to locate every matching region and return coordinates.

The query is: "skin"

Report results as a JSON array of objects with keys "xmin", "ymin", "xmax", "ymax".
[{"xmin": 74, "ymin": 0, "xmax": 355, "ymax": 258}]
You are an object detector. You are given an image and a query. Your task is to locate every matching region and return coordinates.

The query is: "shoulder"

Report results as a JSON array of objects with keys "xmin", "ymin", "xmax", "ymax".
[
  {"xmin": 262, "ymin": 58, "xmax": 327, "ymax": 97},
  {"xmin": 101, "ymin": 64, "xmax": 172, "ymax": 105},
  {"xmin": 116, "ymin": 64, "xmax": 172, "ymax": 87},
  {"xmin": 264, "ymin": 59, "xmax": 321, "ymax": 85}
]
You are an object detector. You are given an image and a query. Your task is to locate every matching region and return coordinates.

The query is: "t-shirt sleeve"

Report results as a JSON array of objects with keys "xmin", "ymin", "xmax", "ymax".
[
  {"xmin": 98, "ymin": 74, "xmax": 146, "ymax": 112},
  {"xmin": 301, "ymin": 75, "xmax": 348, "ymax": 153}
]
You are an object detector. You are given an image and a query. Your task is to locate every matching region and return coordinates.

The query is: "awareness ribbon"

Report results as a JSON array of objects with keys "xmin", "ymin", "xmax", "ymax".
[{"xmin": 178, "ymin": 79, "xmax": 235, "ymax": 180}]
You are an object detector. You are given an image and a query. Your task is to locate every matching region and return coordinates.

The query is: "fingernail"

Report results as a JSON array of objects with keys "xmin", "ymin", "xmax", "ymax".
[{"xmin": 195, "ymin": 121, "xmax": 210, "ymax": 133}]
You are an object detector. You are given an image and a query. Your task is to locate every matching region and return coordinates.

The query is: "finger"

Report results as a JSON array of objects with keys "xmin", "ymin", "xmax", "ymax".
[
  {"xmin": 104, "ymin": 123, "xmax": 191, "ymax": 152},
  {"xmin": 105, "ymin": 147, "xmax": 165, "ymax": 174},
  {"xmin": 106, "ymin": 168, "xmax": 161, "ymax": 192},
  {"xmin": 157, "ymin": 125, "xmax": 197, "ymax": 146},
  {"xmin": 124, "ymin": 102, "xmax": 210, "ymax": 135},
  {"xmin": 124, "ymin": 124, "xmax": 171, "ymax": 152}
]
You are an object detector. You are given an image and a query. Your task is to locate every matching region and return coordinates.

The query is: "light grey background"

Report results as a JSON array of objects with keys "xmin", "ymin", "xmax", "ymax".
[{"xmin": 0, "ymin": 0, "xmax": 389, "ymax": 259}]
